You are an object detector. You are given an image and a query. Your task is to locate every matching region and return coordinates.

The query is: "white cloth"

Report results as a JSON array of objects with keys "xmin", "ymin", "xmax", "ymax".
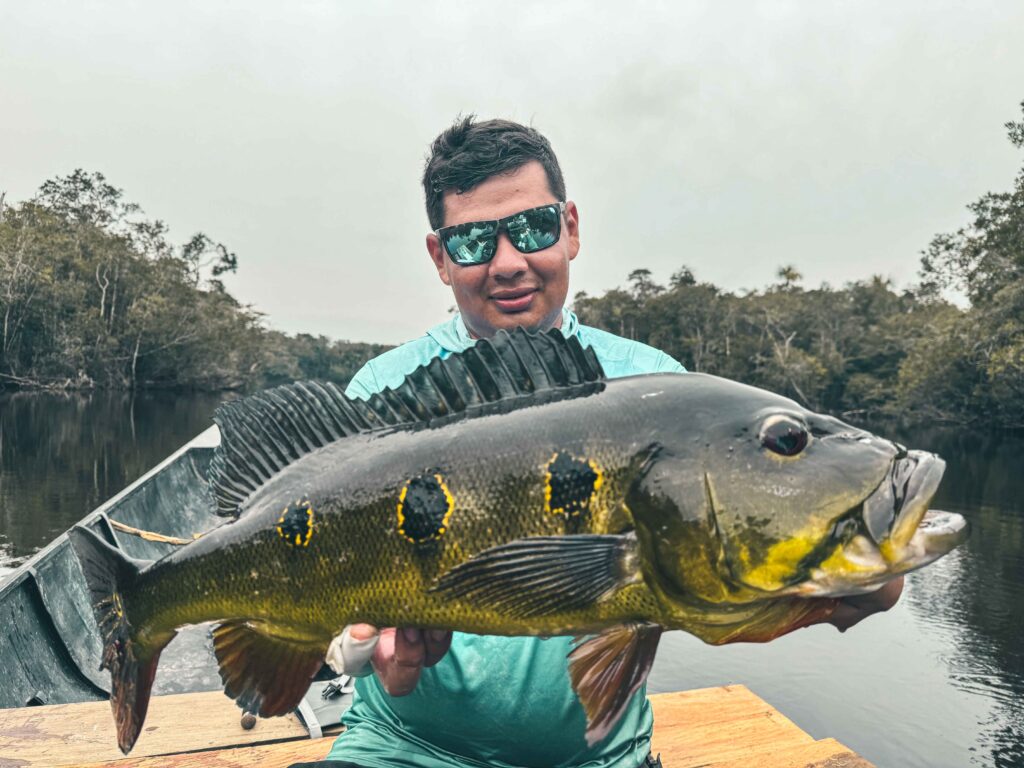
[{"xmin": 325, "ymin": 626, "xmax": 378, "ymax": 678}]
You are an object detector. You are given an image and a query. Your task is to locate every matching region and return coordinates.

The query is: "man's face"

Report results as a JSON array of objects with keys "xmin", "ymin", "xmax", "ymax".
[{"xmin": 426, "ymin": 161, "xmax": 579, "ymax": 339}]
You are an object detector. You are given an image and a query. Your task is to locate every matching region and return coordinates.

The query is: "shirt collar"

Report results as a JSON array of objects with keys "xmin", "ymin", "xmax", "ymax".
[{"xmin": 426, "ymin": 307, "xmax": 580, "ymax": 354}]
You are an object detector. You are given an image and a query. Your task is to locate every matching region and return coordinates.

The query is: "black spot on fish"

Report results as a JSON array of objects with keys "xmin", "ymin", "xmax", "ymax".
[
  {"xmin": 545, "ymin": 451, "xmax": 603, "ymax": 518},
  {"xmin": 398, "ymin": 473, "xmax": 453, "ymax": 543},
  {"xmin": 277, "ymin": 500, "xmax": 314, "ymax": 548}
]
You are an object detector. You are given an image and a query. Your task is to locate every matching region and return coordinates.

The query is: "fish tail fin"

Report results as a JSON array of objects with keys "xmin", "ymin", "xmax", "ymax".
[{"xmin": 68, "ymin": 526, "xmax": 170, "ymax": 754}]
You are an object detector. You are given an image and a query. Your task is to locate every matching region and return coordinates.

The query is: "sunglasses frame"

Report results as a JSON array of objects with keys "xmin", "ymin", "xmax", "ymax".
[{"xmin": 435, "ymin": 202, "xmax": 567, "ymax": 266}]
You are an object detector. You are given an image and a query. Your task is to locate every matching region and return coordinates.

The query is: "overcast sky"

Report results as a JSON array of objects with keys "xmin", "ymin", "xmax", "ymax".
[{"xmin": 2, "ymin": 1, "xmax": 1022, "ymax": 344}]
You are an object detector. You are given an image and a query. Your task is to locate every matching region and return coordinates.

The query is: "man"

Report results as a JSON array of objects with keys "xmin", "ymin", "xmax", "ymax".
[{"xmin": 317, "ymin": 117, "xmax": 902, "ymax": 768}]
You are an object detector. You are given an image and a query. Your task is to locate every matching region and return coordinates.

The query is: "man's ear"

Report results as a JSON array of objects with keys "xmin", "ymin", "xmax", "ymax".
[
  {"xmin": 426, "ymin": 233, "xmax": 452, "ymax": 286},
  {"xmin": 565, "ymin": 201, "xmax": 580, "ymax": 262}
]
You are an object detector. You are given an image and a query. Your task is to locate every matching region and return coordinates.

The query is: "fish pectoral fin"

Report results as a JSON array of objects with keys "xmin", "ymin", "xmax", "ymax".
[
  {"xmin": 569, "ymin": 622, "xmax": 663, "ymax": 747},
  {"xmin": 430, "ymin": 533, "xmax": 639, "ymax": 618},
  {"xmin": 212, "ymin": 621, "xmax": 326, "ymax": 718}
]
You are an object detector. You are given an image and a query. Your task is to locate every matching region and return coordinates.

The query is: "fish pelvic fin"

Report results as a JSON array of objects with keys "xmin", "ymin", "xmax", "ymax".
[
  {"xmin": 209, "ymin": 328, "xmax": 606, "ymax": 518},
  {"xmin": 212, "ymin": 621, "xmax": 326, "ymax": 718},
  {"xmin": 67, "ymin": 526, "xmax": 169, "ymax": 754},
  {"xmin": 569, "ymin": 622, "xmax": 663, "ymax": 747}
]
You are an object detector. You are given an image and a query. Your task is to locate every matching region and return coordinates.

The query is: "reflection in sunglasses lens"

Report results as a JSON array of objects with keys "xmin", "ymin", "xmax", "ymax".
[{"xmin": 446, "ymin": 222, "xmax": 496, "ymax": 265}]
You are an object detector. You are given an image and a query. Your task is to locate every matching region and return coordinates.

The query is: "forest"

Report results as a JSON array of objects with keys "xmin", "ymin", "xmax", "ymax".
[
  {"xmin": 1, "ymin": 104, "xmax": 1021, "ymax": 426},
  {"xmin": 0, "ymin": 170, "xmax": 387, "ymax": 392},
  {"xmin": 576, "ymin": 104, "xmax": 1024, "ymax": 427}
]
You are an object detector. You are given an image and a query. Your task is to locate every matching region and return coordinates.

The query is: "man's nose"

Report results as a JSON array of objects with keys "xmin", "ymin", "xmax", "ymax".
[{"xmin": 489, "ymin": 233, "xmax": 529, "ymax": 279}]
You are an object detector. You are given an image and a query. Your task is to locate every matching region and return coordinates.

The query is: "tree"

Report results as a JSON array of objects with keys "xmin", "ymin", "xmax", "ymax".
[
  {"xmin": 915, "ymin": 101, "xmax": 1024, "ymax": 424},
  {"xmin": 627, "ymin": 268, "xmax": 664, "ymax": 301},
  {"xmin": 776, "ymin": 264, "xmax": 803, "ymax": 290}
]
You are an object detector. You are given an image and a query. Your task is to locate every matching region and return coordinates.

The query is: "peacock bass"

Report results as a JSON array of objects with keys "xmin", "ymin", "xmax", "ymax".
[{"xmin": 69, "ymin": 328, "xmax": 968, "ymax": 754}]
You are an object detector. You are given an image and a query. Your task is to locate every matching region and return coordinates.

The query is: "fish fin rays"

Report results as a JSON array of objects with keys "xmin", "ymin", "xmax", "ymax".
[
  {"xmin": 66, "ymin": 525, "xmax": 170, "ymax": 754},
  {"xmin": 430, "ymin": 533, "xmax": 639, "ymax": 618},
  {"xmin": 209, "ymin": 380, "xmax": 376, "ymax": 517},
  {"xmin": 212, "ymin": 621, "xmax": 325, "ymax": 718},
  {"xmin": 569, "ymin": 622, "xmax": 662, "ymax": 747},
  {"xmin": 209, "ymin": 328, "xmax": 607, "ymax": 517}
]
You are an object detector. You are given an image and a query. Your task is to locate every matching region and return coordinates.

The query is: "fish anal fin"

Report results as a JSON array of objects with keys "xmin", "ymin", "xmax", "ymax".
[
  {"xmin": 212, "ymin": 621, "xmax": 325, "ymax": 718},
  {"xmin": 431, "ymin": 533, "xmax": 640, "ymax": 618},
  {"xmin": 569, "ymin": 622, "xmax": 663, "ymax": 747}
]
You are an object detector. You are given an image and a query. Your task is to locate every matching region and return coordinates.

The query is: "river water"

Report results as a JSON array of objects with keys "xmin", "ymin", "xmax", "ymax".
[{"xmin": 1, "ymin": 391, "xmax": 1021, "ymax": 767}]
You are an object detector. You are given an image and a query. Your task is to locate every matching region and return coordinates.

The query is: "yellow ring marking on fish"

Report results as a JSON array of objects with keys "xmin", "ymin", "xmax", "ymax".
[
  {"xmin": 543, "ymin": 451, "xmax": 604, "ymax": 517},
  {"xmin": 397, "ymin": 474, "xmax": 454, "ymax": 543},
  {"xmin": 276, "ymin": 499, "xmax": 315, "ymax": 548}
]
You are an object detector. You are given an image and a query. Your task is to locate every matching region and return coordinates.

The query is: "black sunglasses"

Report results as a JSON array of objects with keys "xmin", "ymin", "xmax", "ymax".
[{"xmin": 435, "ymin": 202, "xmax": 567, "ymax": 266}]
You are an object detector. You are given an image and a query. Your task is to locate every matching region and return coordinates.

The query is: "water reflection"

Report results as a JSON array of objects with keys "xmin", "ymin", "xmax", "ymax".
[
  {"xmin": 0, "ymin": 390, "xmax": 225, "ymax": 576},
  {"xmin": 892, "ymin": 425, "xmax": 1024, "ymax": 768}
]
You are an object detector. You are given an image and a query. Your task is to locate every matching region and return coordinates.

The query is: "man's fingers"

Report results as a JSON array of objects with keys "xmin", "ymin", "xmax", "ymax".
[
  {"xmin": 372, "ymin": 627, "xmax": 424, "ymax": 696},
  {"xmin": 348, "ymin": 623, "xmax": 379, "ymax": 642},
  {"xmin": 394, "ymin": 627, "xmax": 427, "ymax": 668},
  {"xmin": 423, "ymin": 629, "xmax": 453, "ymax": 667}
]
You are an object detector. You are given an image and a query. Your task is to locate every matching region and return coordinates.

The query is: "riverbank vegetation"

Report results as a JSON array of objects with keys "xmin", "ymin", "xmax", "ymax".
[
  {"xmin": 576, "ymin": 104, "xmax": 1024, "ymax": 427},
  {"xmin": 0, "ymin": 171, "xmax": 387, "ymax": 390},
  {"xmin": 2, "ymin": 105, "xmax": 1021, "ymax": 424}
]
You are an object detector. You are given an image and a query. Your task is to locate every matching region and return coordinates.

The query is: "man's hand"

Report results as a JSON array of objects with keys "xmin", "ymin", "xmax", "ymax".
[
  {"xmin": 827, "ymin": 576, "xmax": 904, "ymax": 632},
  {"xmin": 329, "ymin": 624, "xmax": 453, "ymax": 696}
]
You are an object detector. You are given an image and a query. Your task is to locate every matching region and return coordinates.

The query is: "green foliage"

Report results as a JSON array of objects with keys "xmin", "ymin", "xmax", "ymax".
[
  {"xmin": 575, "ymin": 102, "xmax": 1024, "ymax": 426},
  {"xmin": 576, "ymin": 269, "xmax": 990, "ymax": 421},
  {"xmin": 0, "ymin": 171, "xmax": 388, "ymax": 391},
  {"xmin": 911, "ymin": 101, "xmax": 1024, "ymax": 425},
  {"xmin": 577, "ymin": 270, "xmax": 947, "ymax": 417}
]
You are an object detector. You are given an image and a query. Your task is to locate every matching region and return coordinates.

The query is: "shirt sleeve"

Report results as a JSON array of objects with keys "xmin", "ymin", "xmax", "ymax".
[
  {"xmin": 653, "ymin": 351, "xmax": 687, "ymax": 374},
  {"xmin": 344, "ymin": 359, "xmax": 383, "ymax": 400}
]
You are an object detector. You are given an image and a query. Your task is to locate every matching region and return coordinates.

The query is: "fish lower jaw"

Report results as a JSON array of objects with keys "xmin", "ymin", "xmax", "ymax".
[{"xmin": 791, "ymin": 510, "xmax": 968, "ymax": 598}]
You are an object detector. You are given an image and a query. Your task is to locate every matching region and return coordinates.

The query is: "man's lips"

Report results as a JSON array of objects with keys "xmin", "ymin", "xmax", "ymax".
[{"xmin": 490, "ymin": 288, "xmax": 537, "ymax": 312}]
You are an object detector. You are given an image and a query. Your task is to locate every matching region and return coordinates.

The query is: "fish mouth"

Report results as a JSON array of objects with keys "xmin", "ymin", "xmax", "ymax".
[{"xmin": 787, "ymin": 450, "xmax": 969, "ymax": 597}]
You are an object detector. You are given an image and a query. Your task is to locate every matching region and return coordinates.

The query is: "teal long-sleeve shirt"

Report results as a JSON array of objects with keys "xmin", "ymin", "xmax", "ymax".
[{"xmin": 328, "ymin": 309, "xmax": 685, "ymax": 768}]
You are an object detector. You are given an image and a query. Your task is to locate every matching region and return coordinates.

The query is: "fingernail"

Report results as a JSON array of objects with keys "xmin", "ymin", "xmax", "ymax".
[
  {"xmin": 402, "ymin": 627, "xmax": 420, "ymax": 643},
  {"xmin": 428, "ymin": 629, "xmax": 448, "ymax": 642}
]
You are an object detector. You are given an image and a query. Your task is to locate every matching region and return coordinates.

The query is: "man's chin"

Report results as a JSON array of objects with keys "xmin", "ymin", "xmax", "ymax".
[{"xmin": 468, "ymin": 308, "xmax": 562, "ymax": 338}]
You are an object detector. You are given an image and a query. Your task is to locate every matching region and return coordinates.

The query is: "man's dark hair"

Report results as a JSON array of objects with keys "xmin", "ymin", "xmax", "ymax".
[{"xmin": 422, "ymin": 116, "xmax": 566, "ymax": 230}]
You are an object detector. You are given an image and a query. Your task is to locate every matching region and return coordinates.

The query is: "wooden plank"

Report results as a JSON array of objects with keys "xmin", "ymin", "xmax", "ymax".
[
  {"xmin": 705, "ymin": 738, "xmax": 877, "ymax": 768},
  {"xmin": 0, "ymin": 686, "xmax": 874, "ymax": 768},
  {"xmin": 73, "ymin": 738, "xmax": 335, "ymax": 768},
  {"xmin": 0, "ymin": 691, "xmax": 312, "ymax": 767},
  {"xmin": 648, "ymin": 685, "xmax": 815, "ymax": 767}
]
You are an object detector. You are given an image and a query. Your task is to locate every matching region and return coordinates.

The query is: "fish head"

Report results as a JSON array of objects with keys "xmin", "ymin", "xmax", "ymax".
[{"xmin": 630, "ymin": 375, "xmax": 968, "ymax": 610}]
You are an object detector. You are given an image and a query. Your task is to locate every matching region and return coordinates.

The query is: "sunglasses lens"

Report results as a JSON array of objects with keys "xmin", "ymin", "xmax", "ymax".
[
  {"xmin": 507, "ymin": 205, "xmax": 560, "ymax": 252},
  {"xmin": 444, "ymin": 222, "xmax": 497, "ymax": 265}
]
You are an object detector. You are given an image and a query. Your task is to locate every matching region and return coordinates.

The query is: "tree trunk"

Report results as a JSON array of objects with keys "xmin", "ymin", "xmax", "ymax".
[{"xmin": 130, "ymin": 334, "xmax": 141, "ymax": 389}]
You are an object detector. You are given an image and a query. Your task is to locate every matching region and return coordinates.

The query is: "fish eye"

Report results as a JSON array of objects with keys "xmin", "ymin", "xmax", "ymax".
[{"xmin": 760, "ymin": 415, "xmax": 810, "ymax": 457}]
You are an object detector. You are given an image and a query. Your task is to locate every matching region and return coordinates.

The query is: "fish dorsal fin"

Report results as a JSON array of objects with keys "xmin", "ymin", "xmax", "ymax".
[
  {"xmin": 210, "ymin": 328, "xmax": 606, "ymax": 517},
  {"xmin": 209, "ymin": 379, "xmax": 385, "ymax": 516}
]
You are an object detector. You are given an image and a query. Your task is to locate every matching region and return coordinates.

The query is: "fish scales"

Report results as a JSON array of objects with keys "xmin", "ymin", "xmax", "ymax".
[
  {"xmin": 132, "ymin": 381, "xmax": 662, "ymax": 640},
  {"xmin": 67, "ymin": 328, "xmax": 969, "ymax": 754}
]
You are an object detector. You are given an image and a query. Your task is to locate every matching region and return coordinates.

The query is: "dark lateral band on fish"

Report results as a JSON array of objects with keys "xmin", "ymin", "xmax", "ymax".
[{"xmin": 67, "ymin": 327, "xmax": 969, "ymax": 754}]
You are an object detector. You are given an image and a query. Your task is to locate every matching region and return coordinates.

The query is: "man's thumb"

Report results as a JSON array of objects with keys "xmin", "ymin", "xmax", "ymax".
[{"xmin": 325, "ymin": 624, "xmax": 380, "ymax": 677}]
